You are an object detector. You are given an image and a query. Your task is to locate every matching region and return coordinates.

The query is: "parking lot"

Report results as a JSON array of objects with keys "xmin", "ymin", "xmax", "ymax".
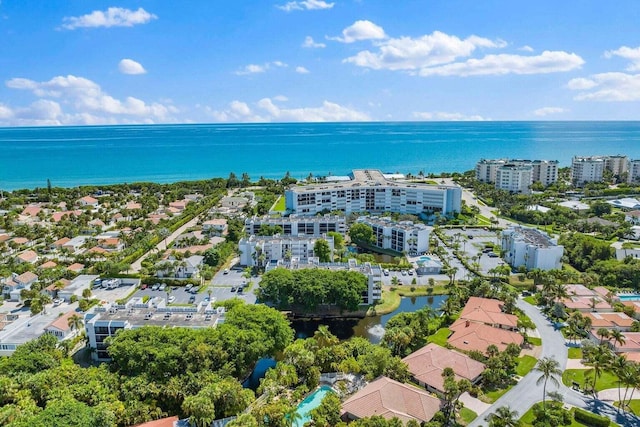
[{"xmin": 440, "ymin": 228, "xmax": 509, "ymax": 275}]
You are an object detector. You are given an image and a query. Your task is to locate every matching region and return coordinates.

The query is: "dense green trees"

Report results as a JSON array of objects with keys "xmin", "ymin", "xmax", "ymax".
[
  {"xmin": 314, "ymin": 238, "xmax": 332, "ymax": 262},
  {"xmin": 257, "ymin": 268, "xmax": 368, "ymax": 312},
  {"xmin": 558, "ymin": 233, "xmax": 613, "ymax": 271},
  {"xmin": 349, "ymin": 223, "xmax": 374, "ymax": 245}
]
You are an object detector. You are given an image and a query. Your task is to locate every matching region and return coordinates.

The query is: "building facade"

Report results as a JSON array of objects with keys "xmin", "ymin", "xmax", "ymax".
[
  {"xmin": 85, "ymin": 298, "xmax": 225, "ymax": 361},
  {"xmin": 501, "ymin": 226, "xmax": 564, "ymax": 271},
  {"xmin": 285, "ymin": 169, "xmax": 462, "ymax": 216},
  {"xmin": 244, "ymin": 214, "xmax": 346, "ymax": 237},
  {"xmin": 238, "ymin": 234, "xmax": 334, "ymax": 267},
  {"xmin": 495, "ymin": 163, "xmax": 533, "ymax": 194},
  {"xmin": 629, "ymin": 160, "xmax": 640, "ymax": 183},
  {"xmin": 476, "ymin": 159, "xmax": 558, "ymax": 187},
  {"xmin": 355, "ymin": 216, "xmax": 431, "ymax": 254},
  {"xmin": 475, "ymin": 159, "xmax": 508, "ymax": 183}
]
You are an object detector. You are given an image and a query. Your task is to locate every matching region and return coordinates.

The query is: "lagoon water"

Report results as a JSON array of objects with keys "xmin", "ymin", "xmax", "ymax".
[{"xmin": 2, "ymin": 121, "xmax": 640, "ymax": 190}]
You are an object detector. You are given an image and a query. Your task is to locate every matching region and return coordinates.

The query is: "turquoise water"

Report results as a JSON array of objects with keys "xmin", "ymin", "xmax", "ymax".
[
  {"xmin": 419, "ymin": 256, "xmax": 432, "ymax": 261},
  {"xmin": 294, "ymin": 385, "xmax": 335, "ymax": 427},
  {"xmin": 2, "ymin": 122, "xmax": 640, "ymax": 190},
  {"xmin": 618, "ymin": 295, "xmax": 640, "ymax": 301}
]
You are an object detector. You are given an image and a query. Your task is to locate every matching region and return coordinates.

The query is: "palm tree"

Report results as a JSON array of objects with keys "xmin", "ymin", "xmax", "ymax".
[
  {"xmin": 68, "ymin": 313, "xmax": 83, "ymax": 333},
  {"xmin": 486, "ymin": 406, "xmax": 521, "ymax": 427},
  {"xmin": 610, "ymin": 354, "xmax": 628, "ymax": 412},
  {"xmin": 584, "ymin": 345, "xmax": 613, "ymax": 394},
  {"xmin": 534, "ymin": 357, "xmax": 562, "ymax": 410},
  {"xmin": 609, "ymin": 329, "xmax": 626, "ymax": 351},
  {"xmin": 596, "ymin": 328, "xmax": 610, "ymax": 345}
]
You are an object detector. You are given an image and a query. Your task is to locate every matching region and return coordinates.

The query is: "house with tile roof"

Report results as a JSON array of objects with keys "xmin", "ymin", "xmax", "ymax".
[
  {"xmin": 78, "ymin": 196, "xmax": 99, "ymax": 207},
  {"xmin": 622, "ymin": 301, "xmax": 640, "ymax": 320},
  {"xmin": 44, "ymin": 311, "xmax": 81, "ymax": 340},
  {"xmin": 2, "ymin": 271, "xmax": 39, "ymax": 301},
  {"xmin": 448, "ymin": 320, "xmax": 524, "ymax": 355},
  {"xmin": 341, "ymin": 376, "xmax": 441, "ymax": 424},
  {"xmin": 458, "ymin": 296, "xmax": 519, "ymax": 331},
  {"xmin": 402, "ymin": 343, "xmax": 485, "ymax": 394},
  {"xmin": 51, "ymin": 237, "xmax": 71, "ymax": 250},
  {"xmin": 584, "ymin": 312, "xmax": 635, "ymax": 331},
  {"xmin": 21, "ymin": 205, "xmax": 42, "ymax": 217},
  {"xmin": 67, "ymin": 263, "xmax": 85, "ymax": 273},
  {"xmin": 16, "ymin": 250, "xmax": 38, "ymax": 264},
  {"xmin": 39, "ymin": 260, "xmax": 58, "ymax": 270}
]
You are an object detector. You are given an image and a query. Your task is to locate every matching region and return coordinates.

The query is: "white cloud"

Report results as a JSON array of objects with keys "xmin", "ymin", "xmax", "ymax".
[
  {"xmin": 235, "ymin": 61, "xmax": 288, "ymax": 75},
  {"xmin": 4, "ymin": 74, "xmax": 179, "ymax": 125},
  {"xmin": 330, "ymin": 20, "xmax": 386, "ymax": 43},
  {"xmin": 0, "ymin": 103, "xmax": 14, "ymax": 119},
  {"xmin": 568, "ymin": 72, "xmax": 640, "ymax": 101},
  {"xmin": 417, "ymin": 50, "xmax": 584, "ymax": 77},
  {"xmin": 277, "ymin": 0, "xmax": 334, "ymax": 12},
  {"xmin": 605, "ymin": 45, "xmax": 640, "ymax": 71},
  {"xmin": 344, "ymin": 30, "xmax": 505, "ymax": 70},
  {"xmin": 61, "ymin": 7, "xmax": 157, "ymax": 30},
  {"xmin": 209, "ymin": 97, "xmax": 370, "ymax": 122},
  {"xmin": 302, "ymin": 36, "xmax": 326, "ymax": 48},
  {"xmin": 412, "ymin": 111, "xmax": 488, "ymax": 121},
  {"xmin": 519, "ymin": 45, "xmax": 534, "ymax": 52},
  {"xmin": 295, "ymin": 66, "xmax": 310, "ymax": 74},
  {"xmin": 533, "ymin": 107, "xmax": 567, "ymax": 117},
  {"xmin": 118, "ymin": 58, "xmax": 147, "ymax": 75},
  {"xmin": 273, "ymin": 95, "xmax": 289, "ymax": 102}
]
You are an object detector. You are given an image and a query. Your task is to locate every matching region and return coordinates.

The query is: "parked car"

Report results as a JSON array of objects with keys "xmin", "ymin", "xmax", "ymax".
[
  {"xmin": 53, "ymin": 298, "xmax": 62, "ymax": 306},
  {"xmin": 189, "ymin": 295, "xmax": 196, "ymax": 303},
  {"xmin": 223, "ymin": 269, "xmax": 230, "ymax": 274},
  {"xmin": 152, "ymin": 283, "xmax": 160, "ymax": 291},
  {"xmin": 159, "ymin": 284, "xmax": 166, "ymax": 291},
  {"xmin": 401, "ymin": 270, "xmax": 407, "ymax": 276},
  {"xmin": 383, "ymin": 269, "xmax": 390, "ymax": 276},
  {"xmin": 168, "ymin": 295, "xmax": 175, "ymax": 303},
  {"xmin": 407, "ymin": 269, "xmax": 414, "ymax": 276},
  {"xmin": 488, "ymin": 253, "xmax": 499, "ymax": 258},
  {"xmin": 185, "ymin": 284, "xmax": 193, "ymax": 291},
  {"xmin": 140, "ymin": 283, "xmax": 148, "ymax": 290},
  {"xmin": 231, "ymin": 286, "xmax": 237, "ymax": 292}
]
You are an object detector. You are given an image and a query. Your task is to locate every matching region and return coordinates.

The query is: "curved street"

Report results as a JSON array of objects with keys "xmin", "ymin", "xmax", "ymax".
[{"xmin": 468, "ymin": 299, "xmax": 640, "ymax": 427}]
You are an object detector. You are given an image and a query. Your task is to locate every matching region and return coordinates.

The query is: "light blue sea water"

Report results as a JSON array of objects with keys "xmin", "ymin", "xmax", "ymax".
[{"xmin": 1, "ymin": 121, "xmax": 640, "ymax": 190}]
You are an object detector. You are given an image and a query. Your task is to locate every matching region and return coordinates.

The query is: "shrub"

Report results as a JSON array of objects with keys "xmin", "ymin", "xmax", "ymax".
[{"xmin": 573, "ymin": 408, "xmax": 610, "ymax": 427}]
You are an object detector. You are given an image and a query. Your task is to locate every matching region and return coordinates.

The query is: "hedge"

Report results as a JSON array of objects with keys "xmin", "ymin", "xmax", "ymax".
[
  {"xmin": 140, "ymin": 276, "xmax": 201, "ymax": 287},
  {"xmin": 573, "ymin": 408, "xmax": 610, "ymax": 427}
]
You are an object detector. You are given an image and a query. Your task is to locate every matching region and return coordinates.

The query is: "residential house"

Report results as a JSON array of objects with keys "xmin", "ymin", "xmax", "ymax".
[
  {"xmin": 341, "ymin": 376, "xmax": 441, "ymax": 424},
  {"xmin": 448, "ymin": 321, "xmax": 524, "ymax": 354},
  {"xmin": 625, "ymin": 211, "xmax": 640, "ymax": 225},
  {"xmin": 16, "ymin": 250, "xmax": 38, "ymax": 264},
  {"xmin": 133, "ymin": 416, "xmax": 182, "ymax": 427},
  {"xmin": 456, "ymin": 297, "xmax": 519, "ymax": 331},
  {"xmin": 584, "ymin": 312, "xmax": 635, "ymax": 332},
  {"xmin": 156, "ymin": 255, "xmax": 204, "ymax": 279},
  {"xmin": 98, "ymin": 237, "xmax": 124, "ymax": 252},
  {"xmin": 39, "ymin": 261, "xmax": 57, "ymax": 270},
  {"xmin": 2, "ymin": 271, "xmax": 39, "ymax": 301},
  {"xmin": 169, "ymin": 200, "xmax": 189, "ymax": 211},
  {"xmin": 202, "ymin": 218, "xmax": 228, "ymax": 235},
  {"xmin": 402, "ymin": 343, "xmax": 485, "ymax": 394},
  {"xmin": 622, "ymin": 301, "xmax": 640, "ymax": 320},
  {"xmin": 63, "ymin": 236, "xmax": 89, "ymax": 253},
  {"xmin": 67, "ymin": 263, "xmax": 85, "ymax": 273},
  {"xmin": 78, "ymin": 196, "xmax": 99, "ymax": 208},
  {"xmin": 21, "ymin": 205, "xmax": 42, "ymax": 217},
  {"xmin": 44, "ymin": 311, "xmax": 82, "ymax": 340},
  {"xmin": 52, "ymin": 237, "xmax": 71, "ymax": 250},
  {"xmin": 608, "ymin": 197, "xmax": 640, "ymax": 211}
]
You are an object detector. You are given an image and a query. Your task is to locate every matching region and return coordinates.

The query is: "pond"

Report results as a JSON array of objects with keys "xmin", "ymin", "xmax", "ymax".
[{"xmin": 290, "ymin": 294, "xmax": 448, "ymax": 344}]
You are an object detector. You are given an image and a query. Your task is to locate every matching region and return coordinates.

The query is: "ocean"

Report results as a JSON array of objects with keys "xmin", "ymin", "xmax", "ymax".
[{"xmin": 1, "ymin": 121, "xmax": 640, "ymax": 191}]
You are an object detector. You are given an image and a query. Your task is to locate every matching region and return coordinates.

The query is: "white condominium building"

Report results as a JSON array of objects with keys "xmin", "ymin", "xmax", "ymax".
[
  {"xmin": 476, "ymin": 159, "xmax": 558, "ymax": 188},
  {"xmin": 628, "ymin": 160, "xmax": 640, "ymax": 183},
  {"xmin": 475, "ymin": 159, "xmax": 508, "ymax": 183},
  {"xmin": 356, "ymin": 216, "xmax": 432, "ymax": 255},
  {"xmin": 238, "ymin": 234, "xmax": 334, "ymax": 267},
  {"xmin": 244, "ymin": 214, "xmax": 346, "ymax": 237},
  {"xmin": 571, "ymin": 156, "xmax": 605, "ymax": 186},
  {"xmin": 501, "ymin": 226, "xmax": 564, "ymax": 271},
  {"xmin": 496, "ymin": 163, "xmax": 533, "ymax": 194},
  {"xmin": 85, "ymin": 298, "xmax": 225, "ymax": 361},
  {"xmin": 605, "ymin": 155, "xmax": 629, "ymax": 176},
  {"xmin": 285, "ymin": 169, "xmax": 462, "ymax": 216}
]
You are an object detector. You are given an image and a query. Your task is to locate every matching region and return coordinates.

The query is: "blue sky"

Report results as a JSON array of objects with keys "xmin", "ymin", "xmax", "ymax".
[{"xmin": 0, "ymin": 0, "xmax": 639, "ymax": 125}]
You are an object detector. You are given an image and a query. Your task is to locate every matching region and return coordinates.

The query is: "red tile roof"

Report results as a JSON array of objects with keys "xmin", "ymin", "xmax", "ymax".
[
  {"xmin": 341, "ymin": 377, "xmax": 441, "ymax": 423},
  {"xmin": 16, "ymin": 271, "xmax": 38, "ymax": 284},
  {"xmin": 584, "ymin": 312, "xmax": 635, "ymax": 329},
  {"xmin": 458, "ymin": 296, "xmax": 518, "ymax": 329},
  {"xmin": 46, "ymin": 311, "xmax": 76, "ymax": 332},
  {"xmin": 21, "ymin": 205, "xmax": 41, "ymax": 217},
  {"xmin": 39, "ymin": 261, "xmax": 57, "ymax": 269},
  {"xmin": 448, "ymin": 321, "xmax": 523, "ymax": 354},
  {"xmin": 17, "ymin": 250, "xmax": 38, "ymax": 263},
  {"xmin": 53, "ymin": 237, "xmax": 71, "ymax": 247},
  {"xmin": 133, "ymin": 416, "xmax": 179, "ymax": 427},
  {"xmin": 67, "ymin": 263, "xmax": 85, "ymax": 272},
  {"xmin": 402, "ymin": 343, "xmax": 485, "ymax": 393}
]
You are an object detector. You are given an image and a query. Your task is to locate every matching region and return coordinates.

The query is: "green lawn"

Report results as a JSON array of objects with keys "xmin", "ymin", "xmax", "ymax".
[
  {"xmin": 459, "ymin": 407, "xmax": 477, "ymax": 425},
  {"xmin": 271, "ymin": 196, "xmax": 286, "ymax": 212},
  {"xmin": 568, "ymin": 347, "xmax": 583, "ymax": 359},
  {"xmin": 615, "ymin": 400, "xmax": 640, "ymax": 415},
  {"xmin": 528, "ymin": 337, "xmax": 542, "ymax": 346},
  {"xmin": 523, "ymin": 295, "xmax": 538, "ymax": 305},
  {"xmin": 562, "ymin": 369, "xmax": 619, "ymax": 392},
  {"xmin": 429, "ymin": 327, "xmax": 451, "ymax": 347},
  {"xmin": 481, "ymin": 385, "xmax": 513, "ymax": 403},
  {"xmin": 516, "ymin": 355, "xmax": 538, "ymax": 377}
]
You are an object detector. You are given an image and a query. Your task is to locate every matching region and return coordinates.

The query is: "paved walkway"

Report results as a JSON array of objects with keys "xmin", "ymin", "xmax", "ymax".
[
  {"xmin": 468, "ymin": 299, "xmax": 640, "ymax": 427},
  {"xmin": 597, "ymin": 387, "xmax": 640, "ymax": 402},
  {"xmin": 459, "ymin": 392, "xmax": 492, "ymax": 415},
  {"xmin": 566, "ymin": 359, "xmax": 590, "ymax": 369}
]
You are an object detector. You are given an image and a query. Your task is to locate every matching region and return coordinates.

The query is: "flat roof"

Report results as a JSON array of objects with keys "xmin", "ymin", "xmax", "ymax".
[
  {"xmin": 91, "ymin": 307, "xmax": 224, "ymax": 328},
  {"xmin": 0, "ymin": 305, "xmax": 79, "ymax": 345}
]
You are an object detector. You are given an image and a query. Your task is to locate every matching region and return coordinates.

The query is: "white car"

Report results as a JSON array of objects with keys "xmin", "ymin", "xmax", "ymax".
[
  {"xmin": 168, "ymin": 295, "xmax": 175, "ymax": 303},
  {"xmin": 53, "ymin": 298, "xmax": 62, "ymax": 306}
]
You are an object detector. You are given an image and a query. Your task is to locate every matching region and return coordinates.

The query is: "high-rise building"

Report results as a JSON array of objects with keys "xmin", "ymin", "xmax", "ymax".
[
  {"xmin": 571, "ymin": 156, "xmax": 606, "ymax": 186},
  {"xmin": 495, "ymin": 163, "xmax": 534, "ymax": 194}
]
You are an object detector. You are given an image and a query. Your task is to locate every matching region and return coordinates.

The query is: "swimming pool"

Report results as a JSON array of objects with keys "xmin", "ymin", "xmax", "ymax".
[
  {"xmin": 419, "ymin": 256, "xmax": 432, "ymax": 261},
  {"xmin": 618, "ymin": 294, "xmax": 640, "ymax": 301},
  {"xmin": 294, "ymin": 385, "xmax": 336, "ymax": 427}
]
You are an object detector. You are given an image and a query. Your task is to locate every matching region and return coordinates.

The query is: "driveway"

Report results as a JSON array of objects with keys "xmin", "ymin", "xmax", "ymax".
[{"xmin": 469, "ymin": 299, "xmax": 640, "ymax": 427}]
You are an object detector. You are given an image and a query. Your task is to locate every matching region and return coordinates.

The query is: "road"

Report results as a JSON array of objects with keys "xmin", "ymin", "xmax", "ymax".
[
  {"xmin": 439, "ymin": 178, "xmax": 512, "ymax": 228},
  {"xmin": 129, "ymin": 215, "xmax": 202, "ymax": 273},
  {"xmin": 469, "ymin": 299, "xmax": 640, "ymax": 427}
]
